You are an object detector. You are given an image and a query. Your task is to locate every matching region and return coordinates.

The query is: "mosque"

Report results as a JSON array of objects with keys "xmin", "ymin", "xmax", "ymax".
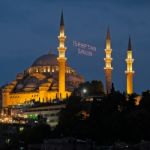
[
  {"xmin": 2, "ymin": 12, "xmax": 135, "ymax": 108},
  {"xmin": 2, "ymin": 13, "xmax": 84, "ymax": 108}
]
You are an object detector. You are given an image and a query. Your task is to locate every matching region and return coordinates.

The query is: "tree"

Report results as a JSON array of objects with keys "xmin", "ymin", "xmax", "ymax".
[
  {"xmin": 20, "ymin": 124, "xmax": 51, "ymax": 144},
  {"xmin": 58, "ymin": 95, "xmax": 83, "ymax": 136},
  {"xmin": 72, "ymin": 80, "xmax": 104, "ymax": 97},
  {"xmin": 139, "ymin": 90, "xmax": 150, "ymax": 111}
]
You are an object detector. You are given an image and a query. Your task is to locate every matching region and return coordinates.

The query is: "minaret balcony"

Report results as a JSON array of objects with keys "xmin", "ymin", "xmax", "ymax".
[
  {"xmin": 105, "ymin": 49, "xmax": 112, "ymax": 53},
  {"xmin": 125, "ymin": 59, "xmax": 134, "ymax": 63},
  {"xmin": 57, "ymin": 57, "xmax": 67, "ymax": 61},
  {"xmin": 104, "ymin": 67, "xmax": 113, "ymax": 70},
  {"xmin": 125, "ymin": 70, "xmax": 135, "ymax": 74},
  {"xmin": 104, "ymin": 58, "xmax": 112, "ymax": 61},
  {"xmin": 57, "ymin": 47, "xmax": 67, "ymax": 51},
  {"xmin": 58, "ymin": 36, "xmax": 66, "ymax": 40}
]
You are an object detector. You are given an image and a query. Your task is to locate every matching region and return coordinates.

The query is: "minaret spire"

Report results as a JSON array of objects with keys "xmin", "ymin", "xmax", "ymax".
[
  {"xmin": 57, "ymin": 11, "xmax": 67, "ymax": 99},
  {"xmin": 59, "ymin": 11, "xmax": 65, "ymax": 37},
  {"xmin": 104, "ymin": 27, "xmax": 113, "ymax": 94},
  {"xmin": 106, "ymin": 27, "xmax": 111, "ymax": 49},
  {"xmin": 128, "ymin": 36, "xmax": 132, "ymax": 51},
  {"xmin": 60, "ymin": 11, "xmax": 64, "ymax": 27},
  {"xmin": 125, "ymin": 36, "xmax": 134, "ymax": 94}
]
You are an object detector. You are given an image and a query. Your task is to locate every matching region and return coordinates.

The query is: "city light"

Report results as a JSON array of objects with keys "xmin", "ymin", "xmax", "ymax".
[{"xmin": 82, "ymin": 89, "xmax": 87, "ymax": 94}]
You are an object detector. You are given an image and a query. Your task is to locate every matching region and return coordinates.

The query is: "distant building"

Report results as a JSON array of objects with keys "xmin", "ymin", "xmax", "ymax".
[{"xmin": 22, "ymin": 102, "xmax": 66, "ymax": 128}]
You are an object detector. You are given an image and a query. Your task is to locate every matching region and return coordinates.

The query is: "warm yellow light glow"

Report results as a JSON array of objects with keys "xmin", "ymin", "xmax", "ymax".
[
  {"xmin": 2, "ymin": 14, "xmax": 72, "ymax": 107},
  {"xmin": 104, "ymin": 49, "xmax": 113, "ymax": 70},
  {"xmin": 104, "ymin": 33, "xmax": 113, "ymax": 94},
  {"xmin": 57, "ymin": 16, "xmax": 68, "ymax": 99},
  {"xmin": 125, "ymin": 50, "xmax": 134, "ymax": 94},
  {"xmin": 2, "ymin": 90, "xmax": 71, "ymax": 107}
]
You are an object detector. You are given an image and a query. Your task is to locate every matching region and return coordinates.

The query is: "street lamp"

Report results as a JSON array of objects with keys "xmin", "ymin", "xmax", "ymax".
[
  {"xmin": 83, "ymin": 89, "xmax": 87, "ymax": 94},
  {"xmin": 82, "ymin": 88, "xmax": 87, "ymax": 97}
]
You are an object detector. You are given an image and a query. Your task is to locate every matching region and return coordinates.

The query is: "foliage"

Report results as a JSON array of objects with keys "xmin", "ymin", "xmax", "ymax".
[
  {"xmin": 20, "ymin": 123, "xmax": 51, "ymax": 144},
  {"xmin": 56, "ymin": 89, "xmax": 150, "ymax": 144},
  {"xmin": 72, "ymin": 80, "xmax": 104, "ymax": 97}
]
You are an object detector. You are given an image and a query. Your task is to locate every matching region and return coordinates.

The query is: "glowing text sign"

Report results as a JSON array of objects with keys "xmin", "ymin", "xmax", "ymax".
[{"xmin": 73, "ymin": 40, "xmax": 96, "ymax": 56}]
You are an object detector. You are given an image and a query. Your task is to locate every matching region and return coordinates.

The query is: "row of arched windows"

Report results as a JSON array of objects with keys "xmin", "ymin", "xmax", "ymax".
[{"xmin": 27, "ymin": 66, "xmax": 75, "ymax": 74}]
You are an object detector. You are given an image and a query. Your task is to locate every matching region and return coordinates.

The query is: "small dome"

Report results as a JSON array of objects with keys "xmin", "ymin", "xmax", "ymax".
[{"xmin": 32, "ymin": 53, "xmax": 58, "ymax": 67}]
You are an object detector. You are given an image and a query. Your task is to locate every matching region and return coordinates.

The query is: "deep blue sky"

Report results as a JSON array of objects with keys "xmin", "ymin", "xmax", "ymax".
[{"xmin": 0, "ymin": 0, "xmax": 149, "ymax": 93}]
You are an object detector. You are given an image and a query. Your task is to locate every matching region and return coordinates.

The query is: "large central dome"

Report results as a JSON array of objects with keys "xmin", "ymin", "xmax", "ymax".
[
  {"xmin": 32, "ymin": 53, "xmax": 59, "ymax": 67},
  {"xmin": 15, "ymin": 52, "xmax": 84, "ymax": 93},
  {"xmin": 26, "ymin": 53, "xmax": 71, "ymax": 75}
]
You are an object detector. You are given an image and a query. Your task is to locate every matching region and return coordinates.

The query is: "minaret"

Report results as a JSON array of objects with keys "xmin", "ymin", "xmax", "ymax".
[
  {"xmin": 57, "ymin": 12, "xmax": 67, "ymax": 98},
  {"xmin": 104, "ymin": 28, "xmax": 113, "ymax": 94},
  {"xmin": 125, "ymin": 37, "xmax": 134, "ymax": 94}
]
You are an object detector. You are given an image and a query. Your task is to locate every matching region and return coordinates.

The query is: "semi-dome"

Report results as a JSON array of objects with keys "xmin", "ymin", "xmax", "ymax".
[{"xmin": 32, "ymin": 53, "xmax": 59, "ymax": 67}]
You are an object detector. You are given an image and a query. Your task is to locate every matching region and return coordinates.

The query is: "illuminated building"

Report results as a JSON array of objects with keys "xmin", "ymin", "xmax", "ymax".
[
  {"xmin": 125, "ymin": 37, "xmax": 134, "ymax": 94},
  {"xmin": 104, "ymin": 28, "xmax": 113, "ymax": 94},
  {"xmin": 23, "ymin": 103, "xmax": 66, "ymax": 128},
  {"xmin": 2, "ymin": 13, "xmax": 84, "ymax": 107}
]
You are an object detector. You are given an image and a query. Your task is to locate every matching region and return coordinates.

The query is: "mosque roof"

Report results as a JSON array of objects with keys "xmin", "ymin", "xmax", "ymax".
[{"xmin": 31, "ymin": 53, "xmax": 68, "ymax": 67}]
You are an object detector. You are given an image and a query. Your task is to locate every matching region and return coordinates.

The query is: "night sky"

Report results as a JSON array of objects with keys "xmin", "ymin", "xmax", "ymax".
[{"xmin": 0, "ymin": 0, "xmax": 149, "ymax": 93}]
